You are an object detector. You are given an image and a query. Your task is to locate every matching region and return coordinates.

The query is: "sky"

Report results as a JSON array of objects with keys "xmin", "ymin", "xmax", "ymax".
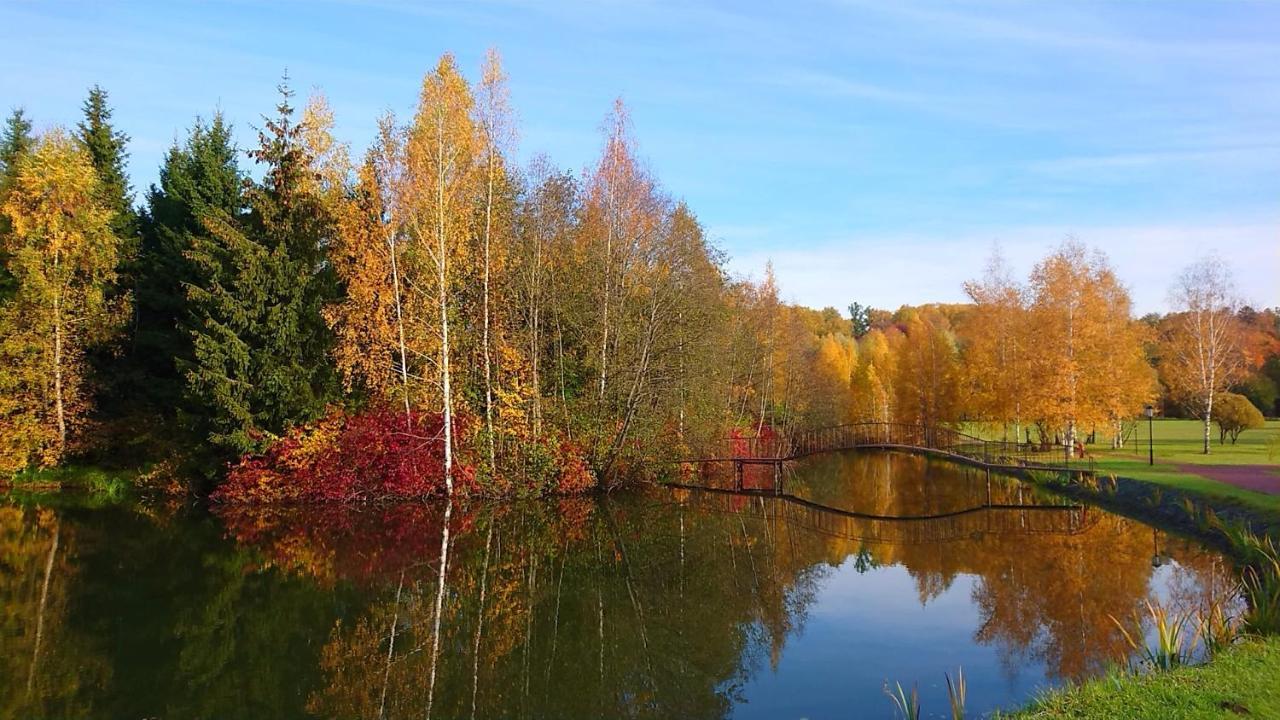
[{"xmin": 1, "ymin": 0, "xmax": 1277, "ymax": 314}]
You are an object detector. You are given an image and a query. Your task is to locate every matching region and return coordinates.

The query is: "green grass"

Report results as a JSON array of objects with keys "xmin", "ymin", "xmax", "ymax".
[
  {"xmin": 4, "ymin": 463, "xmax": 137, "ymax": 500},
  {"xmin": 1003, "ymin": 637, "xmax": 1280, "ymax": 719},
  {"xmin": 970, "ymin": 419, "xmax": 1280, "ymax": 515},
  {"xmin": 1089, "ymin": 419, "xmax": 1280, "ymax": 514}
]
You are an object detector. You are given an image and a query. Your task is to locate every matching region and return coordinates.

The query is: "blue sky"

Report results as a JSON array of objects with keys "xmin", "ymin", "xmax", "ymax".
[{"xmin": 2, "ymin": 0, "xmax": 1277, "ymax": 313}]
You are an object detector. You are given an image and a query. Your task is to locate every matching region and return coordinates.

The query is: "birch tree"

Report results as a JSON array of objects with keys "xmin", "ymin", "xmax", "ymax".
[
  {"xmin": 474, "ymin": 48, "xmax": 516, "ymax": 472},
  {"xmin": 404, "ymin": 55, "xmax": 478, "ymax": 494},
  {"xmin": 961, "ymin": 248, "xmax": 1029, "ymax": 439},
  {"xmin": 0, "ymin": 129, "xmax": 124, "ymax": 470},
  {"xmin": 1165, "ymin": 255, "xmax": 1244, "ymax": 454}
]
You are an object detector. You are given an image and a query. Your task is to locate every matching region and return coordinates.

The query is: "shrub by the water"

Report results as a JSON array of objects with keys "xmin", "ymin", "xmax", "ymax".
[
  {"xmin": 212, "ymin": 404, "xmax": 596, "ymax": 503},
  {"xmin": 212, "ymin": 405, "xmax": 474, "ymax": 503}
]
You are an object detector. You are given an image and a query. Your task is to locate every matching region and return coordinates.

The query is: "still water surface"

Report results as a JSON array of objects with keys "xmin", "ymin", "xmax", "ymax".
[{"xmin": 2, "ymin": 452, "xmax": 1234, "ymax": 719}]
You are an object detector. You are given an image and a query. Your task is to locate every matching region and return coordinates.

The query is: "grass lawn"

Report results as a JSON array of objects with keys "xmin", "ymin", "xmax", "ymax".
[
  {"xmin": 1088, "ymin": 419, "xmax": 1280, "ymax": 514},
  {"xmin": 970, "ymin": 419, "xmax": 1280, "ymax": 515},
  {"xmin": 1004, "ymin": 637, "xmax": 1280, "ymax": 719}
]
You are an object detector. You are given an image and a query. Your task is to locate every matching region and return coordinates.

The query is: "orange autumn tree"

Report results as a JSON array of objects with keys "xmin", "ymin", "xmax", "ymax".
[
  {"xmin": 1022, "ymin": 239, "xmax": 1149, "ymax": 451},
  {"xmin": 0, "ymin": 129, "xmax": 126, "ymax": 471},
  {"xmin": 324, "ymin": 123, "xmax": 403, "ymax": 401},
  {"xmin": 404, "ymin": 53, "xmax": 480, "ymax": 495},
  {"xmin": 892, "ymin": 308, "xmax": 961, "ymax": 428},
  {"xmin": 961, "ymin": 249, "xmax": 1030, "ymax": 440}
]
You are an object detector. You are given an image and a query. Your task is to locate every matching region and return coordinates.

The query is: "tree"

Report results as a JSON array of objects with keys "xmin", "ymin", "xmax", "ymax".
[
  {"xmin": 893, "ymin": 309, "xmax": 960, "ymax": 428},
  {"xmin": 0, "ymin": 129, "xmax": 125, "ymax": 470},
  {"xmin": 76, "ymin": 87, "xmax": 136, "ymax": 242},
  {"xmin": 402, "ymin": 54, "xmax": 479, "ymax": 495},
  {"xmin": 1213, "ymin": 392, "xmax": 1264, "ymax": 444},
  {"xmin": 1, "ymin": 108, "xmax": 36, "ymax": 299},
  {"xmin": 324, "ymin": 126, "xmax": 402, "ymax": 400},
  {"xmin": 0, "ymin": 109, "xmax": 34, "ymax": 189},
  {"xmin": 133, "ymin": 114, "xmax": 244, "ymax": 418},
  {"xmin": 1165, "ymin": 255, "xmax": 1244, "ymax": 454},
  {"xmin": 1023, "ymin": 239, "xmax": 1146, "ymax": 451},
  {"xmin": 474, "ymin": 48, "xmax": 516, "ymax": 473},
  {"xmin": 961, "ymin": 249, "xmax": 1028, "ymax": 439},
  {"xmin": 847, "ymin": 301, "xmax": 871, "ymax": 338},
  {"xmin": 184, "ymin": 81, "xmax": 338, "ymax": 458},
  {"xmin": 512, "ymin": 155, "xmax": 576, "ymax": 439}
]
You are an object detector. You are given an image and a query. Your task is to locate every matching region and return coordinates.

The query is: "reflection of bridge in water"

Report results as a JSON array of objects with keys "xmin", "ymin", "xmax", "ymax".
[
  {"xmin": 676, "ymin": 422, "xmax": 1096, "ymax": 493},
  {"xmin": 664, "ymin": 485, "xmax": 1099, "ymax": 545}
]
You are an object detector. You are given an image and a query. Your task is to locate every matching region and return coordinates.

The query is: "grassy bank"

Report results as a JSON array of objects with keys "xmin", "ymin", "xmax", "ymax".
[
  {"xmin": 1003, "ymin": 637, "xmax": 1280, "ymax": 719},
  {"xmin": 971, "ymin": 419, "xmax": 1280, "ymax": 515},
  {"xmin": 1, "ymin": 463, "xmax": 139, "ymax": 500},
  {"xmin": 1089, "ymin": 419, "xmax": 1280, "ymax": 520}
]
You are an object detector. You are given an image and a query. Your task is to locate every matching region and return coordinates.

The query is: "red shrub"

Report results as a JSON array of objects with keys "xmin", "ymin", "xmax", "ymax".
[{"xmin": 212, "ymin": 405, "xmax": 476, "ymax": 504}]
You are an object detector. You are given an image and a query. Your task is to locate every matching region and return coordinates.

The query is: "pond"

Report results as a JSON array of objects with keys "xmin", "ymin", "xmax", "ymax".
[{"xmin": 1, "ymin": 451, "xmax": 1236, "ymax": 719}]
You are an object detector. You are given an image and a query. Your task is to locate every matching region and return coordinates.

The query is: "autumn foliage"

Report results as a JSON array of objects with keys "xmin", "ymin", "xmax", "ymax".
[
  {"xmin": 212, "ymin": 404, "xmax": 598, "ymax": 504},
  {"xmin": 212, "ymin": 405, "xmax": 474, "ymax": 504}
]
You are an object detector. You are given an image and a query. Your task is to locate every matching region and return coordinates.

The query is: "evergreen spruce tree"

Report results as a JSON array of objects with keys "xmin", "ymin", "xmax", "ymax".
[
  {"xmin": 76, "ymin": 86, "xmax": 137, "ymax": 241},
  {"xmin": 76, "ymin": 87, "xmax": 141, "ymax": 422},
  {"xmin": 0, "ymin": 108, "xmax": 35, "ymax": 187},
  {"xmin": 184, "ymin": 81, "xmax": 338, "ymax": 458},
  {"xmin": 0, "ymin": 108, "xmax": 35, "ymax": 300},
  {"xmin": 134, "ymin": 114, "xmax": 243, "ymax": 414}
]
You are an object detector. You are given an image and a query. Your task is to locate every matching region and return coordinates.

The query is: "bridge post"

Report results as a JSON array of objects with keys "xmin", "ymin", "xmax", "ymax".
[
  {"xmin": 773, "ymin": 461, "xmax": 782, "ymax": 495},
  {"xmin": 734, "ymin": 461, "xmax": 743, "ymax": 491}
]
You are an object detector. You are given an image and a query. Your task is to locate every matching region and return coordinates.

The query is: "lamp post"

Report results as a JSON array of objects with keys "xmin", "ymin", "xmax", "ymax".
[{"xmin": 1144, "ymin": 404, "xmax": 1155, "ymax": 466}]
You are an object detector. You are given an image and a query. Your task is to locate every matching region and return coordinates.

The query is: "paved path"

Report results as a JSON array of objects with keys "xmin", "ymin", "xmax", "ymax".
[{"xmin": 1178, "ymin": 464, "xmax": 1280, "ymax": 495}]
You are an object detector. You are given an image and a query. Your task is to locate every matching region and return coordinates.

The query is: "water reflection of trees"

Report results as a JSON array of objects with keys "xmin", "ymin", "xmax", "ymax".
[
  {"xmin": 0, "ymin": 466, "xmax": 1237, "ymax": 718},
  {"xmin": 0, "ymin": 505, "xmax": 108, "ymax": 719}
]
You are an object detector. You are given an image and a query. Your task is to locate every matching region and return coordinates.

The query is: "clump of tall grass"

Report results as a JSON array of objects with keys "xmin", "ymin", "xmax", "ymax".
[
  {"xmin": 1101, "ymin": 474, "xmax": 1118, "ymax": 497},
  {"xmin": 881, "ymin": 668, "xmax": 966, "ymax": 720},
  {"xmin": 1216, "ymin": 524, "xmax": 1280, "ymax": 636},
  {"xmin": 1110, "ymin": 600, "xmax": 1198, "ymax": 671},
  {"xmin": 1198, "ymin": 592, "xmax": 1243, "ymax": 657},
  {"xmin": 945, "ymin": 667, "xmax": 967, "ymax": 720},
  {"xmin": 1240, "ymin": 539, "xmax": 1280, "ymax": 636},
  {"xmin": 1145, "ymin": 487, "xmax": 1164, "ymax": 509},
  {"xmin": 883, "ymin": 680, "xmax": 920, "ymax": 720}
]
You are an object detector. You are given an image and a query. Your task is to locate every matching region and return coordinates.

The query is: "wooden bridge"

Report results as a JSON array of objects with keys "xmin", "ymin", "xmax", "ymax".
[{"xmin": 678, "ymin": 422, "xmax": 1095, "ymax": 492}]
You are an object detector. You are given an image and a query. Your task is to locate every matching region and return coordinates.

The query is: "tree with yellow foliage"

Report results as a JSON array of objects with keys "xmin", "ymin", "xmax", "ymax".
[
  {"xmin": 893, "ymin": 309, "xmax": 961, "ymax": 427},
  {"xmin": 961, "ymin": 249, "xmax": 1029, "ymax": 440},
  {"xmin": 807, "ymin": 333, "xmax": 857, "ymax": 426},
  {"xmin": 402, "ymin": 54, "xmax": 479, "ymax": 495},
  {"xmin": 1023, "ymin": 239, "xmax": 1147, "ymax": 451},
  {"xmin": 0, "ymin": 129, "xmax": 125, "ymax": 471},
  {"xmin": 474, "ymin": 48, "xmax": 516, "ymax": 472}
]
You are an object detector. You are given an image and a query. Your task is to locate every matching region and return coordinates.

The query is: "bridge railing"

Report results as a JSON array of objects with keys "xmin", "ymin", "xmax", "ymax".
[{"xmin": 700, "ymin": 422, "xmax": 1094, "ymax": 473}]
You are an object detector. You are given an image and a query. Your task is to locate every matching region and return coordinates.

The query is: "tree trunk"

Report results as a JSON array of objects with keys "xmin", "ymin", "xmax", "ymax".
[
  {"xmin": 388, "ymin": 233, "xmax": 412, "ymax": 428},
  {"xmin": 52, "ymin": 254, "xmax": 67, "ymax": 452},
  {"xmin": 481, "ymin": 153, "xmax": 497, "ymax": 473},
  {"xmin": 435, "ymin": 122, "xmax": 454, "ymax": 494}
]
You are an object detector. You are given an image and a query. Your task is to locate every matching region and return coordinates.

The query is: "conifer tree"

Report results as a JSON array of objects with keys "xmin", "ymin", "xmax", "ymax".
[
  {"xmin": 1, "ymin": 108, "xmax": 36, "ymax": 300},
  {"xmin": 134, "ymin": 114, "xmax": 243, "ymax": 412},
  {"xmin": 77, "ymin": 87, "xmax": 136, "ymax": 238},
  {"xmin": 76, "ymin": 86, "xmax": 140, "ymax": 414},
  {"xmin": 184, "ymin": 81, "xmax": 338, "ymax": 457},
  {"xmin": 0, "ymin": 108, "xmax": 34, "ymax": 188}
]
